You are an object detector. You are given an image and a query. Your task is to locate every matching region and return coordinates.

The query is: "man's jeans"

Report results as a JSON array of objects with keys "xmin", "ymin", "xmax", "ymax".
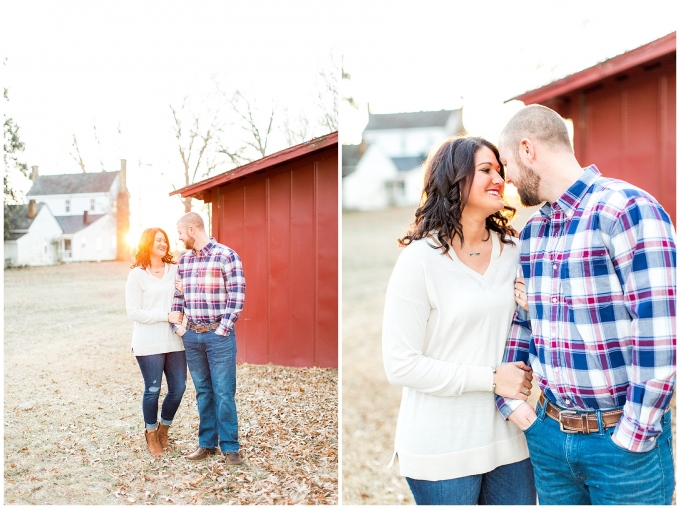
[
  {"xmin": 524, "ymin": 396, "xmax": 675, "ymax": 505},
  {"xmin": 135, "ymin": 350, "xmax": 187, "ymax": 429},
  {"xmin": 406, "ymin": 458, "xmax": 536, "ymax": 505},
  {"xmin": 183, "ymin": 327, "xmax": 239, "ymax": 453}
]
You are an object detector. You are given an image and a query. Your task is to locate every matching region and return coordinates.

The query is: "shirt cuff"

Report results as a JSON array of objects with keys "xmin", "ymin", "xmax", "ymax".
[
  {"xmin": 215, "ymin": 319, "xmax": 233, "ymax": 337},
  {"xmin": 496, "ymin": 397, "xmax": 525, "ymax": 420},
  {"xmin": 156, "ymin": 311, "xmax": 168, "ymax": 322},
  {"xmin": 612, "ymin": 414, "xmax": 660, "ymax": 453}
]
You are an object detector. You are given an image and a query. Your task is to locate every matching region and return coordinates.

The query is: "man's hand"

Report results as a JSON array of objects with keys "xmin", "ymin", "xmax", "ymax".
[
  {"xmin": 175, "ymin": 325, "xmax": 187, "ymax": 337},
  {"xmin": 493, "ymin": 361, "xmax": 533, "ymax": 400},
  {"xmin": 507, "ymin": 402, "xmax": 537, "ymax": 431}
]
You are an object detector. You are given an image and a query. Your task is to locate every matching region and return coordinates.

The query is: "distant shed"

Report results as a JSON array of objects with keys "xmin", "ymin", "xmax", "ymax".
[
  {"xmin": 512, "ymin": 32, "xmax": 676, "ymax": 222},
  {"xmin": 172, "ymin": 132, "xmax": 338, "ymax": 368}
]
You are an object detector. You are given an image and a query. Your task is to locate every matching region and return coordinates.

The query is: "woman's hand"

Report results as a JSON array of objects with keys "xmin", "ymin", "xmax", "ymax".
[
  {"xmin": 168, "ymin": 311, "xmax": 183, "ymax": 324},
  {"xmin": 175, "ymin": 279, "xmax": 183, "ymax": 294},
  {"xmin": 493, "ymin": 361, "xmax": 533, "ymax": 400},
  {"xmin": 514, "ymin": 277, "xmax": 528, "ymax": 312},
  {"xmin": 175, "ymin": 325, "xmax": 187, "ymax": 337}
]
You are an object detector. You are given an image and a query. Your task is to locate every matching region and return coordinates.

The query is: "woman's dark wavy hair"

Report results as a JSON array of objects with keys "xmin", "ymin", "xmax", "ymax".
[
  {"xmin": 130, "ymin": 227, "xmax": 177, "ymax": 269},
  {"xmin": 399, "ymin": 136, "xmax": 517, "ymax": 254}
]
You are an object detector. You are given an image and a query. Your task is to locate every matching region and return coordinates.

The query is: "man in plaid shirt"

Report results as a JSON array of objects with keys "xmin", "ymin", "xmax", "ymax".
[
  {"xmin": 172, "ymin": 212, "xmax": 245, "ymax": 464},
  {"xmin": 495, "ymin": 105, "xmax": 675, "ymax": 504}
]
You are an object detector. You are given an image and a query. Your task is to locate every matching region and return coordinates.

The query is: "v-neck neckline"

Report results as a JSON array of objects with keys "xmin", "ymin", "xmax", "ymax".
[
  {"xmin": 147, "ymin": 263, "xmax": 166, "ymax": 281},
  {"xmin": 448, "ymin": 231, "xmax": 500, "ymax": 278}
]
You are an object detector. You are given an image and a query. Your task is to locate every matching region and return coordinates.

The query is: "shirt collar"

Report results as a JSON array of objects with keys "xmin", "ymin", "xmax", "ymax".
[
  {"xmin": 539, "ymin": 165, "xmax": 601, "ymax": 219},
  {"xmin": 190, "ymin": 237, "xmax": 217, "ymax": 259}
]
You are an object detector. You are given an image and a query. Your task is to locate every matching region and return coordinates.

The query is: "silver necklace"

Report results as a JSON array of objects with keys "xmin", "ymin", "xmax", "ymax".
[{"xmin": 467, "ymin": 230, "xmax": 491, "ymax": 257}]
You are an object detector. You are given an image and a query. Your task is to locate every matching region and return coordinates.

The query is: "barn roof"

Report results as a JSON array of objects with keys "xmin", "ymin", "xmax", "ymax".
[
  {"xmin": 5, "ymin": 203, "xmax": 49, "ymax": 240},
  {"xmin": 172, "ymin": 131, "xmax": 338, "ymax": 200},
  {"xmin": 55, "ymin": 213, "xmax": 107, "ymax": 234},
  {"xmin": 27, "ymin": 171, "xmax": 118, "ymax": 196},
  {"xmin": 365, "ymin": 109, "xmax": 459, "ymax": 130},
  {"xmin": 511, "ymin": 32, "xmax": 676, "ymax": 104}
]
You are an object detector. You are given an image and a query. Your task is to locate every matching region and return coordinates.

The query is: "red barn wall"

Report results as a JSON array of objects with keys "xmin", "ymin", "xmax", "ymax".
[
  {"xmin": 209, "ymin": 146, "xmax": 338, "ymax": 368},
  {"xmin": 545, "ymin": 58, "xmax": 676, "ymax": 222}
]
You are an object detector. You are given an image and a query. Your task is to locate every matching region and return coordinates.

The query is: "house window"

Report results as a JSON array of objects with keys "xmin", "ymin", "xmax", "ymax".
[
  {"xmin": 90, "ymin": 199, "xmax": 95, "ymax": 212},
  {"xmin": 64, "ymin": 239, "xmax": 72, "ymax": 258},
  {"xmin": 43, "ymin": 239, "xmax": 48, "ymax": 254},
  {"xmin": 81, "ymin": 237, "xmax": 86, "ymax": 249},
  {"xmin": 96, "ymin": 236, "xmax": 102, "ymax": 251},
  {"xmin": 65, "ymin": 199, "xmax": 70, "ymax": 213}
]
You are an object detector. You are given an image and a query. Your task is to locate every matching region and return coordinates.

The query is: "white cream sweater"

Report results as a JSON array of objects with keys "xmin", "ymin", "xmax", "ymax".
[
  {"xmin": 382, "ymin": 232, "xmax": 529, "ymax": 481},
  {"xmin": 125, "ymin": 263, "xmax": 184, "ymax": 356}
]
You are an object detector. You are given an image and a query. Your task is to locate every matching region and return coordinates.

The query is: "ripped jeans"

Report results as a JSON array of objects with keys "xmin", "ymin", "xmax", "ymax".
[{"xmin": 135, "ymin": 350, "xmax": 187, "ymax": 429}]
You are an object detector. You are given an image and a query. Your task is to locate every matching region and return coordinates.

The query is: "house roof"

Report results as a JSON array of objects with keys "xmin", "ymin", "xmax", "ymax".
[
  {"xmin": 172, "ymin": 131, "xmax": 338, "ymax": 200},
  {"xmin": 342, "ymin": 144, "xmax": 365, "ymax": 177},
  {"xmin": 5, "ymin": 203, "xmax": 48, "ymax": 240},
  {"xmin": 511, "ymin": 32, "xmax": 676, "ymax": 104},
  {"xmin": 55, "ymin": 213, "xmax": 107, "ymax": 234},
  {"xmin": 27, "ymin": 171, "xmax": 118, "ymax": 196},
  {"xmin": 365, "ymin": 109, "xmax": 460, "ymax": 130},
  {"xmin": 391, "ymin": 155, "xmax": 426, "ymax": 172}
]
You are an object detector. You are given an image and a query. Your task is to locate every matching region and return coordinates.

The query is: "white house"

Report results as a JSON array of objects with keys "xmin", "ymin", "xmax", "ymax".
[
  {"xmin": 4, "ymin": 202, "xmax": 63, "ymax": 266},
  {"xmin": 5, "ymin": 163, "xmax": 128, "ymax": 266},
  {"xmin": 342, "ymin": 109, "xmax": 466, "ymax": 211}
]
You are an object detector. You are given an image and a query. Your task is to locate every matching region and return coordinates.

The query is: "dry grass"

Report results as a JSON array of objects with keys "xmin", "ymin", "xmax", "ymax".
[
  {"xmin": 341, "ymin": 204, "xmax": 675, "ymax": 505},
  {"xmin": 4, "ymin": 261, "xmax": 337, "ymax": 505}
]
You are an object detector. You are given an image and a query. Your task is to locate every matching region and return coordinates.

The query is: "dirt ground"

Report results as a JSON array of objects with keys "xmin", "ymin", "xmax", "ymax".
[
  {"xmin": 4, "ymin": 261, "xmax": 337, "ymax": 505},
  {"xmin": 341, "ymin": 205, "xmax": 676, "ymax": 505}
]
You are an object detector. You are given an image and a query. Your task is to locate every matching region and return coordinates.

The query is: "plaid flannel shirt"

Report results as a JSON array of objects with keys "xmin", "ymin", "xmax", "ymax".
[
  {"xmin": 171, "ymin": 238, "xmax": 245, "ymax": 336},
  {"xmin": 496, "ymin": 165, "xmax": 676, "ymax": 453}
]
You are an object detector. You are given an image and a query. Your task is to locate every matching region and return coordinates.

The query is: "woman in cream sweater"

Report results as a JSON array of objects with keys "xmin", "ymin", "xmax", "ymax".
[
  {"xmin": 126, "ymin": 228, "xmax": 186, "ymax": 457},
  {"xmin": 383, "ymin": 137, "xmax": 536, "ymax": 505}
]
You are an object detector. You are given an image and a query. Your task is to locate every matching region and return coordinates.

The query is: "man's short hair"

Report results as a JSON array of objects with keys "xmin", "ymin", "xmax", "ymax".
[
  {"xmin": 500, "ymin": 104, "xmax": 572, "ymax": 158},
  {"xmin": 177, "ymin": 212, "xmax": 205, "ymax": 231}
]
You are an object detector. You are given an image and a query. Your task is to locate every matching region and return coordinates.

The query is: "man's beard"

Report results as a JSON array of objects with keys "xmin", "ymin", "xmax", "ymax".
[
  {"xmin": 515, "ymin": 158, "xmax": 543, "ymax": 207},
  {"xmin": 183, "ymin": 235, "xmax": 195, "ymax": 250}
]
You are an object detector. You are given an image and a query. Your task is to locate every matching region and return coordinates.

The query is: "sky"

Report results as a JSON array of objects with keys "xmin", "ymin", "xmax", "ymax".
[
  {"xmin": 340, "ymin": 0, "xmax": 678, "ymax": 145},
  {"xmin": 2, "ymin": 0, "xmax": 337, "ymax": 248}
]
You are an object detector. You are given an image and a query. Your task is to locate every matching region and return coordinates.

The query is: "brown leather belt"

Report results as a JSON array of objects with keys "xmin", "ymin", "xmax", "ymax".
[
  {"xmin": 188, "ymin": 322, "xmax": 220, "ymax": 333},
  {"xmin": 539, "ymin": 392, "xmax": 623, "ymax": 434}
]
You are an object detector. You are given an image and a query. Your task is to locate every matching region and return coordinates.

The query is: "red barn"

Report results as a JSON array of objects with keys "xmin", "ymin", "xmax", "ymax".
[
  {"xmin": 512, "ymin": 32, "xmax": 676, "ymax": 222},
  {"xmin": 172, "ymin": 132, "xmax": 338, "ymax": 368}
]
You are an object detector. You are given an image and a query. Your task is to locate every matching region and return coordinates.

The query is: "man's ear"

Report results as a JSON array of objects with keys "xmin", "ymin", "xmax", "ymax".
[{"xmin": 519, "ymin": 138, "xmax": 537, "ymax": 164}]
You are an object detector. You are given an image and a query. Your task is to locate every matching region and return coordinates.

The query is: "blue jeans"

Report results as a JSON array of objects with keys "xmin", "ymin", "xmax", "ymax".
[
  {"xmin": 183, "ymin": 327, "xmax": 239, "ymax": 453},
  {"xmin": 406, "ymin": 459, "xmax": 536, "ymax": 505},
  {"xmin": 523, "ymin": 396, "xmax": 675, "ymax": 505},
  {"xmin": 135, "ymin": 350, "xmax": 187, "ymax": 429}
]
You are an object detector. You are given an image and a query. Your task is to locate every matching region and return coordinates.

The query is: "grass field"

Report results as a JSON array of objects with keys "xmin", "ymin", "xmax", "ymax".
[{"xmin": 4, "ymin": 261, "xmax": 337, "ymax": 505}]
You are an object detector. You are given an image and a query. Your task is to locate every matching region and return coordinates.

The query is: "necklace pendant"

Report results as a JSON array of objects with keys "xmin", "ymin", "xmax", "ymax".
[{"xmin": 469, "ymin": 252, "xmax": 481, "ymax": 257}]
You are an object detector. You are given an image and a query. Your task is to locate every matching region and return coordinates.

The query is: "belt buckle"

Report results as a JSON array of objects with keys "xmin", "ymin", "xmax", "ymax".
[{"xmin": 558, "ymin": 410, "xmax": 579, "ymax": 433}]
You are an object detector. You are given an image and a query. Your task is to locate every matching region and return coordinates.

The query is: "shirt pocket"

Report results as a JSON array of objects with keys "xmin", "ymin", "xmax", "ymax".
[{"xmin": 561, "ymin": 250, "xmax": 616, "ymax": 343}]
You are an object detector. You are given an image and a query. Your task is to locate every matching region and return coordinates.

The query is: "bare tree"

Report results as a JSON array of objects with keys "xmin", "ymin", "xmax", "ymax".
[
  {"xmin": 316, "ymin": 63, "xmax": 338, "ymax": 132},
  {"xmin": 280, "ymin": 106, "xmax": 311, "ymax": 146},
  {"xmin": 69, "ymin": 134, "xmax": 87, "ymax": 172},
  {"xmin": 228, "ymin": 90, "xmax": 276, "ymax": 159},
  {"xmin": 168, "ymin": 98, "xmax": 225, "ymax": 212},
  {"xmin": 93, "ymin": 125, "xmax": 105, "ymax": 171}
]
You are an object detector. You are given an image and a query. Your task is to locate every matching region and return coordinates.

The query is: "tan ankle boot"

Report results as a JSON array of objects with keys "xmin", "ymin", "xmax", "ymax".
[
  {"xmin": 145, "ymin": 427, "xmax": 164, "ymax": 457},
  {"xmin": 157, "ymin": 423, "xmax": 172, "ymax": 451}
]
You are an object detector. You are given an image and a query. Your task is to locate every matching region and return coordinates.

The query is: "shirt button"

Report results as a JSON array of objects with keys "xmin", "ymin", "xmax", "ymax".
[
  {"xmin": 553, "ymin": 264, "xmax": 557, "ymax": 270},
  {"xmin": 649, "ymin": 437, "xmax": 656, "ymax": 442},
  {"xmin": 552, "ymin": 297, "xmax": 558, "ymax": 303},
  {"xmin": 565, "ymin": 399, "xmax": 571, "ymax": 405}
]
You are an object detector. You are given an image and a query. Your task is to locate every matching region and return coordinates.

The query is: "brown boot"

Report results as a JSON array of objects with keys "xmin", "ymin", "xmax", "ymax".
[
  {"xmin": 144, "ymin": 427, "xmax": 164, "ymax": 457},
  {"xmin": 157, "ymin": 423, "xmax": 172, "ymax": 452}
]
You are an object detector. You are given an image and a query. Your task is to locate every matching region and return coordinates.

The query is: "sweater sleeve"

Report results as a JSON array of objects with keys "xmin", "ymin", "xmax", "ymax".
[
  {"xmin": 382, "ymin": 245, "xmax": 494, "ymax": 396},
  {"xmin": 125, "ymin": 269, "xmax": 169, "ymax": 324}
]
